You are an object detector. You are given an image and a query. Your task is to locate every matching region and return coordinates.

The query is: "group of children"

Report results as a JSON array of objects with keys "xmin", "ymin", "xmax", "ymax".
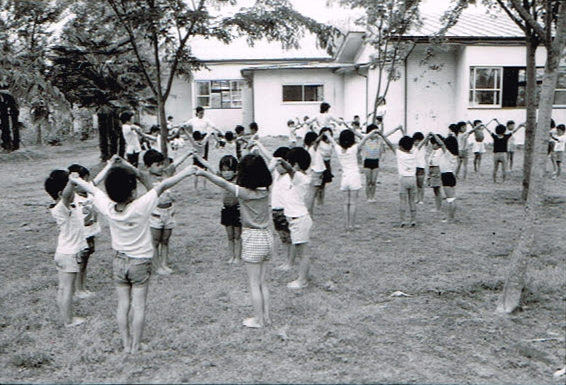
[{"xmin": 45, "ymin": 105, "xmax": 565, "ymax": 354}]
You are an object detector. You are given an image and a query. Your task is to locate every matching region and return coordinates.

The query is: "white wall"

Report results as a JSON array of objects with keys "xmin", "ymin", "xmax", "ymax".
[
  {"xmin": 343, "ymin": 71, "xmax": 368, "ymax": 122},
  {"xmin": 252, "ymin": 69, "xmax": 345, "ymax": 136}
]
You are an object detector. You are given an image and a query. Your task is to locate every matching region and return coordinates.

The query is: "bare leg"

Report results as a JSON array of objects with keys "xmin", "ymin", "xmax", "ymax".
[
  {"xmin": 501, "ymin": 158, "xmax": 508, "ymax": 182},
  {"xmin": 151, "ymin": 228, "xmax": 163, "ymax": 273},
  {"xmin": 350, "ymin": 190, "xmax": 360, "ymax": 228},
  {"xmin": 399, "ymin": 192, "xmax": 408, "ymax": 226},
  {"xmin": 160, "ymin": 229, "xmax": 173, "ymax": 271},
  {"xmin": 493, "ymin": 158, "xmax": 499, "ymax": 183},
  {"xmin": 116, "ymin": 285, "xmax": 132, "ymax": 353},
  {"xmin": 225, "ymin": 226, "xmax": 236, "ymax": 263},
  {"xmin": 234, "ymin": 227, "xmax": 242, "ymax": 263},
  {"xmin": 130, "ymin": 283, "xmax": 149, "ymax": 354},
  {"xmin": 260, "ymin": 262, "xmax": 270, "ymax": 325},
  {"xmin": 444, "ymin": 187, "xmax": 456, "ymax": 222},
  {"xmin": 508, "ymin": 152, "xmax": 514, "ymax": 170},
  {"xmin": 408, "ymin": 189, "xmax": 417, "ymax": 225},
  {"xmin": 244, "ymin": 262, "xmax": 264, "ymax": 328},
  {"xmin": 342, "ymin": 190, "xmax": 350, "ymax": 230},
  {"xmin": 58, "ymin": 271, "xmax": 76, "ymax": 325},
  {"xmin": 433, "ymin": 187, "xmax": 442, "ymax": 212},
  {"xmin": 461, "ymin": 156, "xmax": 468, "ymax": 179},
  {"xmin": 75, "ymin": 253, "xmax": 91, "ymax": 295},
  {"xmin": 295, "ymin": 243, "xmax": 310, "ymax": 285}
]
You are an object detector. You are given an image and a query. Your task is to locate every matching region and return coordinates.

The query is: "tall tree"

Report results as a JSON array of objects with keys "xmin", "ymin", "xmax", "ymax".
[
  {"xmin": 97, "ymin": 0, "xmax": 341, "ymax": 160},
  {"xmin": 448, "ymin": 0, "xmax": 566, "ymax": 313},
  {"xmin": 335, "ymin": 0, "xmax": 422, "ymax": 123},
  {"xmin": 0, "ymin": 0, "xmax": 71, "ymax": 145}
]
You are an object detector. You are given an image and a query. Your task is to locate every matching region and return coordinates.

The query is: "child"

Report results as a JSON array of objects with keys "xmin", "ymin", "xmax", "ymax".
[
  {"xmin": 195, "ymin": 154, "xmax": 243, "ymax": 264},
  {"xmin": 303, "ymin": 131, "xmax": 326, "ymax": 213},
  {"xmin": 551, "ymin": 124, "xmax": 566, "ymax": 178},
  {"xmin": 380, "ymin": 134, "xmax": 418, "ymax": 226},
  {"xmin": 222, "ymin": 131, "xmax": 237, "ymax": 157},
  {"xmin": 431, "ymin": 133, "xmax": 459, "ymax": 222},
  {"xmin": 548, "ymin": 119, "xmax": 558, "ymax": 175},
  {"xmin": 287, "ymin": 119, "xmax": 299, "ymax": 147},
  {"xmin": 276, "ymin": 148, "xmax": 314, "ymax": 289},
  {"xmin": 67, "ymin": 164, "xmax": 102, "ymax": 299},
  {"xmin": 70, "ymin": 157, "xmax": 196, "ymax": 353},
  {"xmin": 317, "ymin": 127, "xmax": 335, "ymax": 205},
  {"xmin": 455, "ymin": 121, "xmax": 473, "ymax": 180},
  {"xmin": 120, "ymin": 111, "xmax": 156, "ymax": 167},
  {"xmin": 427, "ymin": 133, "xmax": 444, "ymax": 213},
  {"xmin": 412, "ymin": 132, "xmax": 427, "ymax": 204},
  {"xmin": 187, "ymin": 130, "xmax": 213, "ymax": 189},
  {"xmin": 470, "ymin": 121, "xmax": 487, "ymax": 173},
  {"xmin": 196, "ymin": 154, "xmax": 273, "ymax": 328},
  {"xmin": 503, "ymin": 120, "xmax": 522, "ymax": 170},
  {"xmin": 323, "ymin": 129, "xmax": 375, "ymax": 230},
  {"xmin": 485, "ymin": 123, "xmax": 523, "ymax": 183},
  {"xmin": 141, "ymin": 148, "xmax": 193, "ymax": 275},
  {"xmin": 361, "ymin": 124, "xmax": 382, "ymax": 203},
  {"xmin": 234, "ymin": 125, "xmax": 248, "ymax": 160},
  {"xmin": 45, "ymin": 170, "xmax": 87, "ymax": 327}
]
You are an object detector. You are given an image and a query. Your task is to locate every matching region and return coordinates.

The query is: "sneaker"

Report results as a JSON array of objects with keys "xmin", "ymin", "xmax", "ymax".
[
  {"xmin": 287, "ymin": 279, "xmax": 308, "ymax": 289},
  {"xmin": 65, "ymin": 317, "xmax": 86, "ymax": 327},
  {"xmin": 242, "ymin": 318, "xmax": 263, "ymax": 328}
]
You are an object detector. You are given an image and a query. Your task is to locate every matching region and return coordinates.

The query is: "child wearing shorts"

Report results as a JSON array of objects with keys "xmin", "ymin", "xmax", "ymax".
[
  {"xmin": 71, "ymin": 157, "xmax": 196, "ymax": 354},
  {"xmin": 428, "ymin": 135, "xmax": 444, "ymax": 213},
  {"xmin": 551, "ymin": 124, "xmax": 566, "ymax": 178},
  {"xmin": 196, "ymin": 154, "xmax": 273, "ymax": 329},
  {"xmin": 431, "ymin": 133, "xmax": 459, "ymax": 222},
  {"xmin": 141, "ymin": 148, "xmax": 193, "ymax": 275},
  {"xmin": 276, "ymin": 147, "xmax": 314, "ymax": 289},
  {"xmin": 45, "ymin": 170, "xmax": 88, "ymax": 327},
  {"xmin": 412, "ymin": 132, "xmax": 427, "ymax": 204},
  {"xmin": 303, "ymin": 131, "xmax": 326, "ymax": 214}
]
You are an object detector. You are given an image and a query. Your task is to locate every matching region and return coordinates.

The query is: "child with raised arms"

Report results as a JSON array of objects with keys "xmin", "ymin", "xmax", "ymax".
[
  {"xmin": 323, "ymin": 129, "xmax": 375, "ymax": 230},
  {"xmin": 195, "ymin": 154, "xmax": 273, "ymax": 328},
  {"xmin": 303, "ymin": 131, "xmax": 326, "ymax": 214},
  {"xmin": 187, "ymin": 130, "xmax": 214, "ymax": 190},
  {"xmin": 194, "ymin": 153, "xmax": 243, "ymax": 264},
  {"xmin": 551, "ymin": 124, "xmax": 566, "ymax": 178},
  {"xmin": 140, "ymin": 148, "xmax": 193, "ymax": 275},
  {"xmin": 484, "ymin": 122, "xmax": 523, "ymax": 183},
  {"xmin": 70, "ymin": 156, "xmax": 196, "ymax": 353},
  {"xmin": 316, "ymin": 127, "xmax": 335, "ymax": 206},
  {"xmin": 276, "ymin": 147, "xmax": 314, "ymax": 289},
  {"xmin": 430, "ymin": 133, "xmax": 459, "ymax": 222},
  {"xmin": 455, "ymin": 121, "xmax": 474, "ymax": 180},
  {"xmin": 45, "ymin": 169, "xmax": 88, "ymax": 327},
  {"xmin": 412, "ymin": 132, "xmax": 427, "ymax": 204}
]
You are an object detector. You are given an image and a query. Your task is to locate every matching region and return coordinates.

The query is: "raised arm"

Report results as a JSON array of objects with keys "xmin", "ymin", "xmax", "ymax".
[
  {"xmin": 384, "ymin": 124, "xmax": 403, "ymax": 137},
  {"xmin": 376, "ymin": 130, "xmax": 395, "ymax": 152},
  {"xmin": 249, "ymin": 139, "xmax": 272, "ymax": 164},
  {"xmin": 195, "ymin": 168, "xmax": 237, "ymax": 195},
  {"xmin": 431, "ymin": 132, "xmax": 448, "ymax": 153},
  {"xmin": 192, "ymin": 154, "xmax": 213, "ymax": 171},
  {"xmin": 154, "ymin": 165, "xmax": 196, "ymax": 196},
  {"xmin": 132, "ymin": 125, "xmax": 157, "ymax": 142},
  {"xmin": 92, "ymin": 155, "xmax": 120, "ymax": 185},
  {"xmin": 69, "ymin": 176, "xmax": 98, "ymax": 197},
  {"xmin": 172, "ymin": 150, "xmax": 194, "ymax": 169}
]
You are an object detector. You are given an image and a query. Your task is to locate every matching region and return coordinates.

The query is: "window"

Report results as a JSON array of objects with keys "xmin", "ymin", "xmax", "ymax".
[
  {"xmin": 469, "ymin": 67, "xmax": 502, "ymax": 107},
  {"xmin": 470, "ymin": 66, "xmax": 566, "ymax": 108},
  {"xmin": 195, "ymin": 80, "xmax": 243, "ymax": 109},
  {"xmin": 282, "ymin": 84, "xmax": 324, "ymax": 102}
]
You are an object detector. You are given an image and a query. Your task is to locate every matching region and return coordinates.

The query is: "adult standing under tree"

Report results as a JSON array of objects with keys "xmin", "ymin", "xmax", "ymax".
[{"xmin": 0, "ymin": 88, "xmax": 20, "ymax": 151}]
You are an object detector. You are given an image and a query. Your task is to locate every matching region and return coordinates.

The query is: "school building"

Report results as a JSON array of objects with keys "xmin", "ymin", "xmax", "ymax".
[{"xmin": 164, "ymin": 9, "xmax": 566, "ymax": 144}]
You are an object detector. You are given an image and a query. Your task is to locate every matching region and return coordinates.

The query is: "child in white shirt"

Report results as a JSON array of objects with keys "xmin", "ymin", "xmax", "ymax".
[{"xmin": 71, "ymin": 157, "xmax": 196, "ymax": 354}]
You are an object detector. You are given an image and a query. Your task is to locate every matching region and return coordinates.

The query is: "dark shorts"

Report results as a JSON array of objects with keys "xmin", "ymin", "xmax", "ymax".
[
  {"xmin": 113, "ymin": 252, "xmax": 152, "ymax": 287},
  {"xmin": 427, "ymin": 166, "xmax": 441, "ymax": 188},
  {"xmin": 441, "ymin": 172, "xmax": 457, "ymax": 187},
  {"xmin": 416, "ymin": 167, "xmax": 425, "ymax": 188},
  {"xmin": 322, "ymin": 160, "xmax": 334, "ymax": 184},
  {"xmin": 363, "ymin": 158, "xmax": 379, "ymax": 170},
  {"xmin": 272, "ymin": 209, "xmax": 291, "ymax": 244},
  {"xmin": 85, "ymin": 236, "xmax": 95, "ymax": 256},
  {"xmin": 221, "ymin": 205, "xmax": 242, "ymax": 227},
  {"xmin": 548, "ymin": 141, "xmax": 555, "ymax": 155},
  {"xmin": 126, "ymin": 152, "xmax": 140, "ymax": 168}
]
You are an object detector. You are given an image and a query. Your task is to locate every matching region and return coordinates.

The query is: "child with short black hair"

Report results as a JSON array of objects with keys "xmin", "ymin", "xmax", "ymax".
[
  {"xmin": 45, "ymin": 169, "xmax": 87, "ymax": 327},
  {"xmin": 141, "ymin": 148, "xmax": 193, "ymax": 275},
  {"xmin": 551, "ymin": 124, "xmax": 566, "ymax": 178},
  {"xmin": 71, "ymin": 157, "xmax": 196, "ymax": 353},
  {"xmin": 120, "ymin": 111, "xmax": 156, "ymax": 167},
  {"xmin": 431, "ymin": 133, "xmax": 459, "ymax": 222},
  {"xmin": 485, "ymin": 122, "xmax": 523, "ymax": 183},
  {"xmin": 188, "ymin": 130, "xmax": 213, "ymax": 189},
  {"xmin": 361, "ymin": 124, "xmax": 382, "ymax": 203},
  {"xmin": 455, "ymin": 121, "xmax": 474, "ymax": 180},
  {"xmin": 276, "ymin": 147, "xmax": 314, "ymax": 289},
  {"xmin": 412, "ymin": 132, "xmax": 427, "ymax": 204},
  {"xmin": 471, "ymin": 120, "xmax": 487, "ymax": 173},
  {"xmin": 287, "ymin": 119, "xmax": 299, "ymax": 147},
  {"xmin": 196, "ymin": 154, "xmax": 273, "ymax": 328},
  {"xmin": 303, "ymin": 131, "xmax": 326, "ymax": 214}
]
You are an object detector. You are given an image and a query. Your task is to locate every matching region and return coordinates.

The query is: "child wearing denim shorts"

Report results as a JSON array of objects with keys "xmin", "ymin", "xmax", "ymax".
[
  {"xmin": 196, "ymin": 154, "xmax": 273, "ymax": 329},
  {"xmin": 45, "ymin": 170, "xmax": 88, "ymax": 327},
  {"xmin": 71, "ymin": 156, "xmax": 196, "ymax": 354}
]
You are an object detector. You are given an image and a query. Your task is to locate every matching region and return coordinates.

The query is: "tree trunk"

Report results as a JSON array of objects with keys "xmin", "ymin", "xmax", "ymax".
[
  {"xmin": 158, "ymin": 96, "xmax": 169, "ymax": 162},
  {"xmin": 97, "ymin": 112, "xmax": 111, "ymax": 161},
  {"xmin": 497, "ymin": 53, "xmax": 561, "ymax": 314},
  {"xmin": 521, "ymin": 35, "xmax": 539, "ymax": 201}
]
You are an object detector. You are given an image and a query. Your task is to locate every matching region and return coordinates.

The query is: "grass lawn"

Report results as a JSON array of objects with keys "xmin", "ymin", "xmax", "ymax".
[{"xmin": 0, "ymin": 136, "xmax": 564, "ymax": 384}]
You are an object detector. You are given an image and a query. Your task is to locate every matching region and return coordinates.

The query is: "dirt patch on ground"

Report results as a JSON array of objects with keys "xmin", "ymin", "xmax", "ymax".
[{"xmin": 0, "ymin": 138, "xmax": 564, "ymax": 384}]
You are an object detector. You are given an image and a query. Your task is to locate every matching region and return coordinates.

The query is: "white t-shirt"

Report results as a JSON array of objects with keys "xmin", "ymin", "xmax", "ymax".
[
  {"xmin": 415, "ymin": 146, "xmax": 427, "ymax": 168},
  {"xmin": 122, "ymin": 124, "xmax": 142, "ymax": 154},
  {"xmin": 429, "ymin": 148, "xmax": 442, "ymax": 166},
  {"xmin": 270, "ymin": 168, "xmax": 286, "ymax": 210},
  {"xmin": 93, "ymin": 189, "xmax": 158, "ymax": 258},
  {"xmin": 308, "ymin": 146, "xmax": 326, "ymax": 173},
  {"xmin": 74, "ymin": 191, "xmax": 101, "ymax": 238},
  {"xmin": 279, "ymin": 172, "xmax": 310, "ymax": 218},
  {"xmin": 335, "ymin": 144, "xmax": 360, "ymax": 175},
  {"xmin": 554, "ymin": 134, "xmax": 566, "ymax": 152},
  {"xmin": 396, "ymin": 149, "xmax": 416, "ymax": 177},
  {"xmin": 439, "ymin": 151, "xmax": 458, "ymax": 173},
  {"xmin": 318, "ymin": 140, "xmax": 333, "ymax": 161},
  {"xmin": 184, "ymin": 116, "xmax": 215, "ymax": 134},
  {"xmin": 308, "ymin": 113, "xmax": 341, "ymax": 131},
  {"xmin": 51, "ymin": 200, "xmax": 87, "ymax": 254}
]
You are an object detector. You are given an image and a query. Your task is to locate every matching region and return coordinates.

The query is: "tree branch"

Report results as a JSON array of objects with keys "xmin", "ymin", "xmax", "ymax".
[
  {"xmin": 508, "ymin": 0, "xmax": 548, "ymax": 43},
  {"xmin": 495, "ymin": 0, "xmax": 527, "ymax": 33}
]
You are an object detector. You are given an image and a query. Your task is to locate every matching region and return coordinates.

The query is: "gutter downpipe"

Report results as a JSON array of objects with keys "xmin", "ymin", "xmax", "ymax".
[{"xmin": 404, "ymin": 43, "xmax": 416, "ymax": 131}]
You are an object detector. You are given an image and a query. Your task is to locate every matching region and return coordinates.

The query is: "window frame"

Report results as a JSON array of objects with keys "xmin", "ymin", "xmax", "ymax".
[
  {"xmin": 469, "ymin": 66, "xmax": 503, "ymax": 108},
  {"xmin": 194, "ymin": 79, "xmax": 244, "ymax": 110},
  {"xmin": 282, "ymin": 83, "xmax": 324, "ymax": 103}
]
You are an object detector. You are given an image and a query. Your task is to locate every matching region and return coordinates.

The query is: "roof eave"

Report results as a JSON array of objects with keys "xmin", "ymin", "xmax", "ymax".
[{"xmin": 398, "ymin": 36, "xmax": 526, "ymax": 44}]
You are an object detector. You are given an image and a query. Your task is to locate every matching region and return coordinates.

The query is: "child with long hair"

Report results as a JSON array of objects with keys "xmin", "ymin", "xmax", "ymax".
[
  {"xmin": 196, "ymin": 154, "xmax": 273, "ymax": 328},
  {"xmin": 194, "ymin": 154, "xmax": 242, "ymax": 264},
  {"xmin": 323, "ymin": 129, "xmax": 375, "ymax": 230}
]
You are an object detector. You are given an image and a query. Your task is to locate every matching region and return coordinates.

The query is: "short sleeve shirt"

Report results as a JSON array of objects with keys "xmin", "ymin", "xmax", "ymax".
[
  {"xmin": 122, "ymin": 124, "xmax": 142, "ymax": 154},
  {"xmin": 93, "ymin": 188, "xmax": 158, "ymax": 258},
  {"xmin": 236, "ymin": 186, "xmax": 270, "ymax": 229},
  {"xmin": 396, "ymin": 149, "xmax": 416, "ymax": 177},
  {"xmin": 308, "ymin": 146, "xmax": 326, "ymax": 172},
  {"xmin": 185, "ymin": 117, "xmax": 215, "ymax": 134},
  {"xmin": 51, "ymin": 200, "xmax": 87, "ymax": 254},
  {"xmin": 279, "ymin": 172, "xmax": 310, "ymax": 218},
  {"xmin": 74, "ymin": 191, "xmax": 101, "ymax": 238},
  {"xmin": 491, "ymin": 133, "xmax": 512, "ymax": 153},
  {"xmin": 335, "ymin": 144, "xmax": 360, "ymax": 174},
  {"xmin": 554, "ymin": 134, "xmax": 566, "ymax": 152}
]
